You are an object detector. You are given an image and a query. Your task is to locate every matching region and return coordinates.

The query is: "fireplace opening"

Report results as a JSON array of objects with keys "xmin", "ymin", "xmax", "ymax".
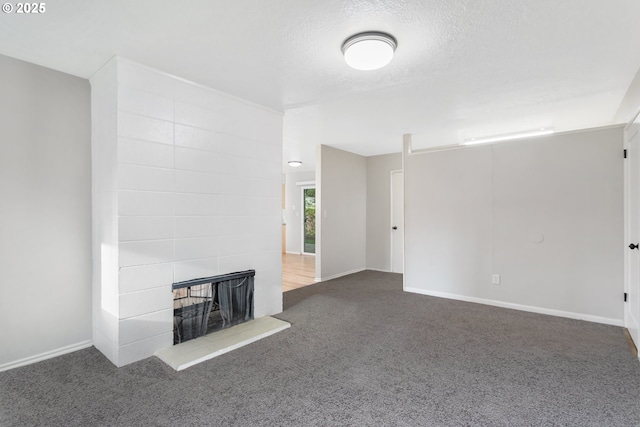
[{"xmin": 172, "ymin": 270, "xmax": 255, "ymax": 345}]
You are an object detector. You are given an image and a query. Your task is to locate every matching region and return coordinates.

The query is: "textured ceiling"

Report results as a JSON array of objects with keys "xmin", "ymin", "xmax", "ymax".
[{"xmin": 2, "ymin": 0, "xmax": 640, "ymax": 172}]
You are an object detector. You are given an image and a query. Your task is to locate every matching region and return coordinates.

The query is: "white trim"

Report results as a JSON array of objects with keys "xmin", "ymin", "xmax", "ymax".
[
  {"xmin": 0, "ymin": 340, "xmax": 93, "ymax": 373},
  {"xmin": 318, "ymin": 268, "xmax": 366, "ymax": 282},
  {"xmin": 285, "ymin": 251, "xmax": 302, "ymax": 255},
  {"xmin": 406, "ymin": 124, "xmax": 626, "ymax": 157},
  {"xmin": 296, "ymin": 180, "xmax": 315, "ymax": 186},
  {"xmin": 403, "ymin": 287, "xmax": 623, "ymax": 327},
  {"xmin": 624, "ymin": 116, "xmax": 640, "ymax": 349},
  {"xmin": 367, "ymin": 268, "xmax": 393, "ymax": 273}
]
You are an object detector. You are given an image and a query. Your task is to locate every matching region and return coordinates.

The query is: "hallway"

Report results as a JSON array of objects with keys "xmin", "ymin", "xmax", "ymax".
[{"xmin": 282, "ymin": 253, "xmax": 315, "ymax": 292}]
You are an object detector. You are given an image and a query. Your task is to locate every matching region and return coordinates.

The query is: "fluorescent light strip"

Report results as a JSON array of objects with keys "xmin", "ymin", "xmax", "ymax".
[{"xmin": 462, "ymin": 128, "xmax": 554, "ymax": 146}]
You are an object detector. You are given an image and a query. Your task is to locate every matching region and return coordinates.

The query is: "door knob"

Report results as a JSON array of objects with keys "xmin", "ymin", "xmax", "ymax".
[
  {"xmin": 392, "ymin": 226, "xmax": 398, "ymax": 230},
  {"xmin": 630, "ymin": 243, "xmax": 639, "ymax": 250}
]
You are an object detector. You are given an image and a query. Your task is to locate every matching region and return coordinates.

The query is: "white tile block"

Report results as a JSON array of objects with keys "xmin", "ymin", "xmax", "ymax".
[
  {"xmin": 94, "ymin": 307, "xmax": 119, "ymax": 343},
  {"xmin": 175, "ymin": 102, "xmax": 227, "ymax": 132},
  {"xmin": 175, "ymin": 147, "xmax": 218, "ymax": 173},
  {"xmin": 251, "ymin": 159, "xmax": 282, "ymax": 181},
  {"xmin": 217, "ymin": 216, "xmax": 254, "ymax": 236},
  {"xmin": 119, "ymin": 216, "xmax": 174, "ymax": 242},
  {"xmin": 252, "ymin": 250, "xmax": 281, "ymax": 272},
  {"xmin": 252, "ymin": 142, "xmax": 281, "ymax": 163},
  {"xmin": 255, "ymin": 267, "xmax": 282, "ymax": 287},
  {"xmin": 222, "ymin": 115, "xmax": 254, "ymax": 139},
  {"xmin": 118, "ymin": 137, "xmax": 174, "ymax": 169},
  {"xmin": 217, "ymin": 195, "xmax": 251, "ymax": 216},
  {"xmin": 119, "ymin": 286, "xmax": 173, "ymax": 319},
  {"xmin": 249, "ymin": 178, "xmax": 281, "ymax": 198},
  {"xmin": 119, "ymin": 309, "xmax": 173, "ymax": 345},
  {"xmin": 119, "ymin": 240, "xmax": 174, "ymax": 267},
  {"xmin": 218, "ymin": 235, "xmax": 255, "ymax": 257},
  {"xmin": 249, "ymin": 215, "xmax": 278, "ymax": 235},
  {"xmin": 213, "ymin": 153, "xmax": 250, "ymax": 176},
  {"xmin": 254, "ymin": 197, "xmax": 282, "ymax": 216},
  {"xmin": 118, "ymin": 164, "xmax": 174, "ymax": 192},
  {"xmin": 174, "ymin": 193, "xmax": 220, "ymax": 216},
  {"xmin": 219, "ymin": 254, "xmax": 254, "ymax": 274},
  {"xmin": 175, "ymin": 125, "xmax": 219, "ymax": 152},
  {"xmin": 119, "ymin": 263, "xmax": 174, "ymax": 293},
  {"xmin": 175, "ymin": 170, "xmax": 222, "ymax": 195},
  {"xmin": 119, "ymin": 191, "xmax": 174, "ymax": 216},
  {"xmin": 118, "ymin": 111, "xmax": 174, "ymax": 145},
  {"xmin": 218, "ymin": 133, "xmax": 254, "ymax": 158},
  {"xmin": 92, "ymin": 83, "xmax": 118, "ymax": 121},
  {"xmin": 92, "ymin": 330, "xmax": 115, "ymax": 365},
  {"xmin": 175, "ymin": 237, "xmax": 219, "ymax": 261},
  {"xmin": 175, "ymin": 216, "xmax": 218, "ymax": 239},
  {"xmin": 252, "ymin": 230, "xmax": 281, "ymax": 252},
  {"xmin": 118, "ymin": 332, "xmax": 173, "ymax": 367},
  {"xmin": 253, "ymin": 286, "xmax": 283, "ymax": 318},
  {"xmin": 174, "ymin": 80, "xmax": 226, "ymax": 110},
  {"xmin": 118, "ymin": 60, "xmax": 176, "ymax": 99},
  {"xmin": 253, "ymin": 112, "xmax": 284, "ymax": 145},
  {"xmin": 174, "ymin": 258, "xmax": 219, "ymax": 282},
  {"xmin": 118, "ymin": 85, "xmax": 173, "ymax": 121},
  {"xmin": 218, "ymin": 174, "xmax": 252, "ymax": 196}
]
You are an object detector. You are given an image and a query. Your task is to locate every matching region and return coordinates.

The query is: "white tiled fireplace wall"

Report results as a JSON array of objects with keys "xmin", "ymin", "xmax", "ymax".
[{"xmin": 91, "ymin": 57, "xmax": 283, "ymax": 367}]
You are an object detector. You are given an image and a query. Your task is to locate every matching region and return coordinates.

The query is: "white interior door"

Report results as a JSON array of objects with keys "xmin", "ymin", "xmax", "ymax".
[
  {"xmin": 625, "ymin": 116, "xmax": 640, "ymax": 352},
  {"xmin": 391, "ymin": 170, "xmax": 404, "ymax": 273}
]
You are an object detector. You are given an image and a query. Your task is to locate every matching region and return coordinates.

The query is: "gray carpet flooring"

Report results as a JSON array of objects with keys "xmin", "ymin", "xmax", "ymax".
[{"xmin": 1, "ymin": 271, "xmax": 640, "ymax": 426}]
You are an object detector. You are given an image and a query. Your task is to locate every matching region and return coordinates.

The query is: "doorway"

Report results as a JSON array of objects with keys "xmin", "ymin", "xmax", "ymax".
[
  {"xmin": 282, "ymin": 179, "xmax": 316, "ymax": 292},
  {"xmin": 625, "ymin": 114, "xmax": 640, "ymax": 352},
  {"xmin": 390, "ymin": 170, "xmax": 404, "ymax": 273}
]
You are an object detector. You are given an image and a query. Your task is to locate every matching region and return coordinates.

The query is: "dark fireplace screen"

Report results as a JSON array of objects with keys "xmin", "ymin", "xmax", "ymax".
[{"xmin": 172, "ymin": 270, "xmax": 255, "ymax": 344}]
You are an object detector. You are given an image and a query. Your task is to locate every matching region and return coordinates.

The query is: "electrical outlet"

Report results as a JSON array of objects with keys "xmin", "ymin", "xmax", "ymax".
[{"xmin": 492, "ymin": 274, "xmax": 500, "ymax": 285}]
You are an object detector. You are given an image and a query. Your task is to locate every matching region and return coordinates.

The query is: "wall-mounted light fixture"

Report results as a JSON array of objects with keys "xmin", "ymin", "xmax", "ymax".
[
  {"xmin": 288, "ymin": 161, "xmax": 302, "ymax": 167},
  {"xmin": 342, "ymin": 31, "xmax": 397, "ymax": 71},
  {"xmin": 462, "ymin": 128, "xmax": 554, "ymax": 146}
]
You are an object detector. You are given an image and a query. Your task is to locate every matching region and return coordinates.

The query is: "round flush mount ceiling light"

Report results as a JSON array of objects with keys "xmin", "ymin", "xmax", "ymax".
[
  {"xmin": 288, "ymin": 160, "xmax": 302, "ymax": 167},
  {"xmin": 341, "ymin": 31, "xmax": 397, "ymax": 71}
]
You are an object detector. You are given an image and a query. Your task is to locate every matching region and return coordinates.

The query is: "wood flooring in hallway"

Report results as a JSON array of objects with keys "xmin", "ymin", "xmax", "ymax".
[{"xmin": 282, "ymin": 253, "xmax": 315, "ymax": 292}]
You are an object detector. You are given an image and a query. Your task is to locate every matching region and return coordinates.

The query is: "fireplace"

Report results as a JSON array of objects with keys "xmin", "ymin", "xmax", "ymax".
[{"xmin": 172, "ymin": 270, "xmax": 255, "ymax": 344}]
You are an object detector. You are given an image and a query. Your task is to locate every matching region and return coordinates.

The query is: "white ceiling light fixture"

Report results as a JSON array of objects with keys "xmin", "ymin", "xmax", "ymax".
[
  {"xmin": 342, "ymin": 31, "xmax": 397, "ymax": 71},
  {"xmin": 462, "ymin": 128, "xmax": 555, "ymax": 146},
  {"xmin": 288, "ymin": 160, "xmax": 302, "ymax": 167}
]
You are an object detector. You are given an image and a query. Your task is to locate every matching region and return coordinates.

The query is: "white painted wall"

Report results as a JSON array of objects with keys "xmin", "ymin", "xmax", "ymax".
[
  {"xmin": 615, "ymin": 66, "xmax": 640, "ymax": 124},
  {"xmin": 91, "ymin": 57, "xmax": 283, "ymax": 367},
  {"xmin": 316, "ymin": 145, "xmax": 367, "ymax": 281},
  {"xmin": 366, "ymin": 153, "xmax": 402, "ymax": 271},
  {"xmin": 404, "ymin": 127, "xmax": 624, "ymax": 325},
  {"xmin": 0, "ymin": 55, "xmax": 92, "ymax": 370},
  {"xmin": 284, "ymin": 171, "xmax": 315, "ymax": 254}
]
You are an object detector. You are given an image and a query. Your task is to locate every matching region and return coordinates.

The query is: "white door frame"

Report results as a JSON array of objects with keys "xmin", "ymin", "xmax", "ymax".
[{"xmin": 624, "ymin": 112, "xmax": 640, "ymax": 355}]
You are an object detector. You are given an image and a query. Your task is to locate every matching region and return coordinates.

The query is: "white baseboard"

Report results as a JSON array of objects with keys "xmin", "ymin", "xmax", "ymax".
[
  {"xmin": 0, "ymin": 340, "xmax": 94, "ymax": 373},
  {"xmin": 367, "ymin": 268, "xmax": 393, "ymax": 273},
  {"xmin": 318, "ymin": 268, "xmax": 366, "ymax": 282},
  {"xmin": 403, "ymin": 287, "xmax": 623, "ymax": 327},
  {"xmin": 285, "ymin": 251, "xmax": 301, "ymax": 255}
]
